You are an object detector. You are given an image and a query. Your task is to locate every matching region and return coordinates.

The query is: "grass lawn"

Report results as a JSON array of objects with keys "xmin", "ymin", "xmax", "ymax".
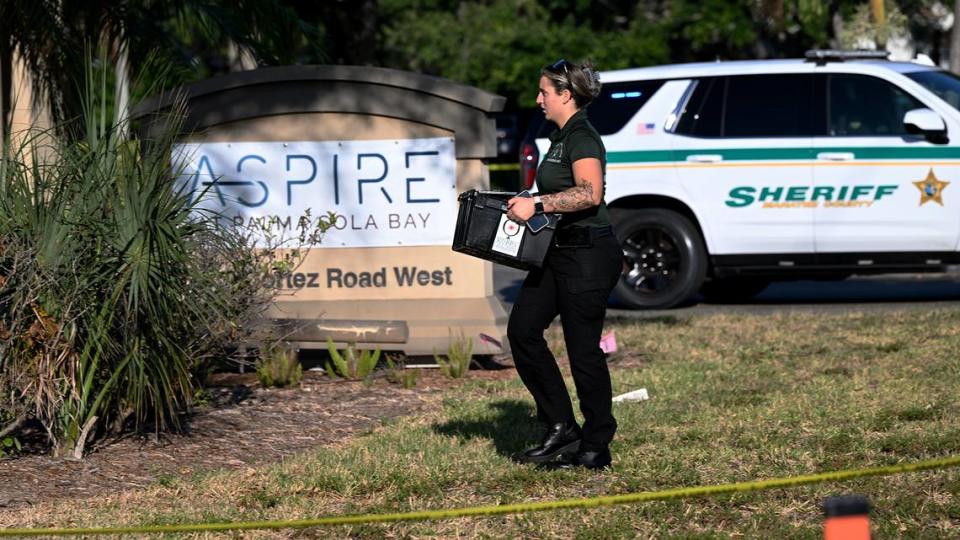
[{"xmin": 3, "ymin": 310, "xmax": 960, "ymax": 538}]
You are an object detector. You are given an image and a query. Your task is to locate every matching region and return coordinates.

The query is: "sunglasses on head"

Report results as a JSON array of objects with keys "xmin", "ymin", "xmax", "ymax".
[{"xmin": 546, "ymin": 59, "xmax": 570, "ymax": 75}]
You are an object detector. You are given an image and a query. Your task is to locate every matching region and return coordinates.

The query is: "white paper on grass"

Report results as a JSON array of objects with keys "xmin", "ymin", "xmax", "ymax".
[{"xmin": 612, "ymin": 388, "xmax": 649, "ymax": 402}]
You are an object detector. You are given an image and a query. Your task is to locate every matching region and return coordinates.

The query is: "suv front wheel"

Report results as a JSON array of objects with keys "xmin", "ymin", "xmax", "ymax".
[{"xmin": 611, "ymin": 208, "xmax": 707, "ymax": 309}]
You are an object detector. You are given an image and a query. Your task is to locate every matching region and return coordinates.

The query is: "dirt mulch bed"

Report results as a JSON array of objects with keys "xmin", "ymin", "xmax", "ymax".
[{"xmin": 0, "ymin": 366, "xmax": 516, "ymax": 512}]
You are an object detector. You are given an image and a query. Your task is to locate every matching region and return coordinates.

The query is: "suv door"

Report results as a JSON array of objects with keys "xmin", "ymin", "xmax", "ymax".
[
  {"xmin": 672, "ymin": 71, "xmax": 816, "ymax": 260},
  {"xmin": 812, "ymin": 72, "xmax": 960, "ymax": 258}
]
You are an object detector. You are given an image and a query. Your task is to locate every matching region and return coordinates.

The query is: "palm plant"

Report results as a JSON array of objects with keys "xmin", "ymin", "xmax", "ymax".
[{"xmin": 0, "ymin": 54, "xmax": 276, "ymax": 457}]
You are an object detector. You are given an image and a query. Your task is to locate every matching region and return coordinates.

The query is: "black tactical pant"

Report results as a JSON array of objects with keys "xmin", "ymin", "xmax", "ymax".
[{"xmin": 507, "ymin": 226, "xmax": 622, "ymax": 451}]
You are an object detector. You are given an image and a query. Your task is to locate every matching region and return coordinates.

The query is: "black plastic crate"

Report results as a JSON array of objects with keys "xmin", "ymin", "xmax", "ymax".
[{"xmin": 452, "ymin": 190, "xmax": 559, "ymax": 271}]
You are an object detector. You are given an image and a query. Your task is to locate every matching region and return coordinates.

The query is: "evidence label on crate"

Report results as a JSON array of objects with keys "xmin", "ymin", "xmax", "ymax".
[
  {"xmin": 491, "ymin": 214, "xmax": 524, "ymax": 256},
  {"xmin": 172, "ymin": 138, "xmax": 457, "ymax": 248}
]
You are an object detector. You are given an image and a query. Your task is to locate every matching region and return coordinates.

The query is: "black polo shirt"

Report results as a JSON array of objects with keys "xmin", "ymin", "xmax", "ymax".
[{"xmin": 536, "ymin": 109, "xmax": 611, "ymax": 229}]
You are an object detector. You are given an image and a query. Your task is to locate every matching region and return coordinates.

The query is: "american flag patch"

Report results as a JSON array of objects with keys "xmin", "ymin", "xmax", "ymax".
[{"xmin": 637, "ymin": 122, "xmax": 656, "ymax": 134}]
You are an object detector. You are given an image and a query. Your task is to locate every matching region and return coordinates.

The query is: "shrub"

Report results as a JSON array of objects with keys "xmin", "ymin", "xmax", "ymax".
[
  {"xmin": 434, "ymin": 333, "xmax": 473, "ymax": 378},
  {"xmin": 326, "ymin": 338, "xmax": 381, "ymax": 383},
  {"xmin": 0, "ymin": 409, "xmax": 23, "ymax": 458},
  {"xmin": 256, "ymin": 344, "xmax": 303, "ymax": 388},
  {"xmin": 385, "ymin": 353, "xmax": 419, "ymax": 389},
  {"xmin": 0, "ymin": 436, "xmax": 21, "ymax": 458}
]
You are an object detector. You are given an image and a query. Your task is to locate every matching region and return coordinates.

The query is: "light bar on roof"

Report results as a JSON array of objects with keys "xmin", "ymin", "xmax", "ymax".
[{"xmin": 805, "ymin": 49, "xmax": 890, "ymax": 63}]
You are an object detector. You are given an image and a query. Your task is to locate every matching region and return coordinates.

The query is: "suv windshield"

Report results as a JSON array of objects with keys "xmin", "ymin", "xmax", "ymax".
[{"xmin": 905, "ymin": 70, "xmax": 960, "ymax": 111}]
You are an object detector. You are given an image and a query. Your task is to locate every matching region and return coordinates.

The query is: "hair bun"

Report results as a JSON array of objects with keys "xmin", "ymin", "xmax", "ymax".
[
  {"xmin": 579, "ymin": 62, "xmax": 602, "ymax": 100},
  {"xmin": 541, "ymin": 58, "xmax": 603, "ymax": 107}
]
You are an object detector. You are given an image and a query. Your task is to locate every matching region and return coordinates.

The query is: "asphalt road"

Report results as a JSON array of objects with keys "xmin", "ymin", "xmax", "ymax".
[{"xmin": 493, "ymin": 265, "xmax": 960, "ymax": 318}]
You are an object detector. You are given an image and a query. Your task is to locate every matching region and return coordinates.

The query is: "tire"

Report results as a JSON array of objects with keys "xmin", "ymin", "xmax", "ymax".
[
  {"xmin": 611, "ymin": 208, "xmax": 707, "ymax": 309},
  {"xmin": 699, "ymin": 278, "xmax": 770, "ymax": 303}
]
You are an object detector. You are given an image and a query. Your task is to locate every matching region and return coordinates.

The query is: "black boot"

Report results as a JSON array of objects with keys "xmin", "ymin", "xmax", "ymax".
[
  {"xmin": 572, "ymin": 447, "xmax": 612, "ymax": 470},
  {"xmin": 521, "ymin": 422, "xmax": 582, "ymax": 463}
]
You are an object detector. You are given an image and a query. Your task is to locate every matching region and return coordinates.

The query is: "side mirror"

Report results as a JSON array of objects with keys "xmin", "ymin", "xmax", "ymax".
[{"xmin": 903, "ymin": 108, "xmax": 948, "ymax": 142}]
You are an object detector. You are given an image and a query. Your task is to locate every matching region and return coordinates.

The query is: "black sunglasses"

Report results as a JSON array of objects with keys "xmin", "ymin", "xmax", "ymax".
[{"xmin": 546, "ymin": 59, "xmax": 570, "ymax": 75}]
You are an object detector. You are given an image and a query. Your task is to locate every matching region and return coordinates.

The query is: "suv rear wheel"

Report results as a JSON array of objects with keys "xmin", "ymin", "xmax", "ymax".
[{"xmin": 611, "ymin": 208, "xmax": 707, "ymax": 309}]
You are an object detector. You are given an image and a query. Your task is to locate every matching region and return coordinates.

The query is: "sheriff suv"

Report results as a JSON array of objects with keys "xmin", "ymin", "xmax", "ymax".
[{"xmin": 520, "ymin": 50, "xmax": 960, "ymax": 309}]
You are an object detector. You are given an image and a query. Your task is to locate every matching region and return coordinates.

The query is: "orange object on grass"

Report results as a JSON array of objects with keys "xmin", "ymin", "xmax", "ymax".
[{"xmin": 823, "ymin": 495, "xmax": 870, "ymax": 540}]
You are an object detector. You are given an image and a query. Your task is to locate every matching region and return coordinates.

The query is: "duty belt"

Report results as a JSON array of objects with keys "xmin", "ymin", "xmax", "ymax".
[{"xmin": 554, "ymin": 225, "xmax": 614, "ymax": 248}]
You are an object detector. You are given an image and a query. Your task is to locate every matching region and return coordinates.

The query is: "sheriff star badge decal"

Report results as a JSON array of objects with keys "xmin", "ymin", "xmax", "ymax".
[{"xmin": 913, "ymin": 168, "xmax": 950, "ymax": 206}]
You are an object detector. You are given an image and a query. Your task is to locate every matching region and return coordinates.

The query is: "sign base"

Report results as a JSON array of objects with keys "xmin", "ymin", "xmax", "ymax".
[{"xmin": 266, "ymin": 296, "xmax": 509, "ymax": 356}]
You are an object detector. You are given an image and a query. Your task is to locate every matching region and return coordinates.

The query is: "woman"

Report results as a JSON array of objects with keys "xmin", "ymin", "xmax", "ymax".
[{"xmin": 506, "ymin": 59, "xmax": 622, "ymax": 470}]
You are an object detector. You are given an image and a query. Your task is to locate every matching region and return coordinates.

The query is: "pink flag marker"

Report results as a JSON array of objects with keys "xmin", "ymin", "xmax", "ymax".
[
  {"xmin": 479, "ymin": 333, "xmax": 502, "ymax": 349},
  {"xmin": 599, "ymin": 330, "xmax": 617, "ymax": 354}
]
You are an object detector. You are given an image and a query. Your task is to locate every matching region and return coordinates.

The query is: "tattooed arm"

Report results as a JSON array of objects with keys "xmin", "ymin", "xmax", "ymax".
[
  {"xmin": 540, "ymin": 158, "xmax": 604, "ymax": 213},
  {"xmin": 505, "ymin": 158, "xmax": 604, "ymax": 222}
]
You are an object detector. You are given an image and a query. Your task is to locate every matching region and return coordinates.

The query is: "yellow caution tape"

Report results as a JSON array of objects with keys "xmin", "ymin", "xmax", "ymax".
[
  {"xmin": 488, "ymin": 163, "xmax": 520, "ymax": 171},
  {"xmin": 3, "ymin": 455, "xmax": 959, "ymax": 537}
]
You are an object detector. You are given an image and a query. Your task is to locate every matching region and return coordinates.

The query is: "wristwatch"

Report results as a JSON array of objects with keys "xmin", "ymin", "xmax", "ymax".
[{"xmin": 533, "ymin": 196, "xmax": 544, "ymax": 214}]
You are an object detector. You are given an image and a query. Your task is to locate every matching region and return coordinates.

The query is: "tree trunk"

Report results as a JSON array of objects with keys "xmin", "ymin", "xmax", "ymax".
[
  {"xmin": 114, "ymin": 36, "xmax": 129, "ymax": 138},
  {"xmin": 0, "ymin": 38, "xmax": 11, "ymax": 144},
  {"xmin": 951, "ymin": 0, "xmax": 960, "ymax": 73},
  {"xmin": 871, "ymin": 0, "xmax": 886, "ymax": 48},
  {"xmin": 226, "ymin": 41, "xmax": 257, "ymax": 72}
]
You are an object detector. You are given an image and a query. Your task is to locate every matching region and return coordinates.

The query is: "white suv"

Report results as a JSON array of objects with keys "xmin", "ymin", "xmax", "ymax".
[{"xmin": 520, "ymin": 50, "xmax": 960, "ymax": 309}]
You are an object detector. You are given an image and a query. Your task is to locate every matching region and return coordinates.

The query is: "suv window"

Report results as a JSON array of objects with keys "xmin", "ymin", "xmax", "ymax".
[
  {"xmin": 827, "ymin": 74, "xmax": 925, "ymax": 136},
  {"xmin": 725, "ymin": 74, "xmax": 815, "ymax": 137},
  {"xmin": 588, "ymin": 80, "xmax": 665, "ymax": 135},
  {"xmin": 674, "ymin": 77, "xmax": 723, "ymax": 137},
  {"xmin": 675, "ymin": 74, "xmax": 816, "ymax": 138}
]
